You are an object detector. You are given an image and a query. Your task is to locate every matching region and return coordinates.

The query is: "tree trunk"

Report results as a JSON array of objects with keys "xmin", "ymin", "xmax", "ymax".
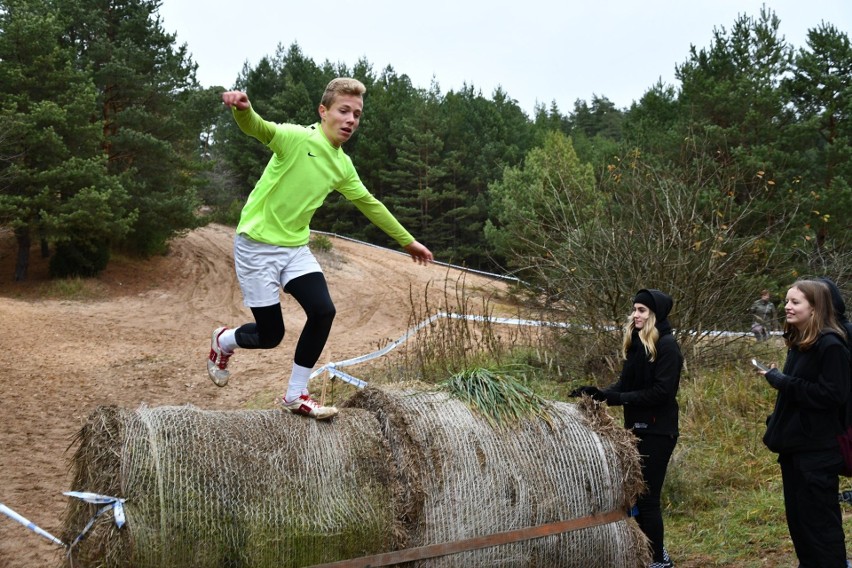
[{"xmin": 14, "ymin": 228, "xmax": 30, "ymax": 282}]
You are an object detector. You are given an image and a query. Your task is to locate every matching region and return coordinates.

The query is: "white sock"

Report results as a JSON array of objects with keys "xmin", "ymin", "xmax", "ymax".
[
  {"xmin": 218, "ymin": 328, "xmax": 237, "ymax": 353},
  {"xmin": 284, "ymin": 363, "xmax": 312, "ymax": 402}
]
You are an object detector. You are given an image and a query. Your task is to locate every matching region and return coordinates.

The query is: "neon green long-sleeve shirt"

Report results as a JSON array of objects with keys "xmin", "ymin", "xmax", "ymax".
[{"xmin": 233, "ymin": 107, "xmax": 414, "ymax": 248}]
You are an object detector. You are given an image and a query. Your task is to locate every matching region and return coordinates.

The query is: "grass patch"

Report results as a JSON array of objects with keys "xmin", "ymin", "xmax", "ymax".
[{"xmin": 41, "ymin": 276, "xmax": 106, "ymax": 299}]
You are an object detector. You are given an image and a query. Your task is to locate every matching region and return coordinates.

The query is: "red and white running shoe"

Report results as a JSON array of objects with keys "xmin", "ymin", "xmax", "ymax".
[
  {"xmin": 281, "ymin": 394, "xmax": 338, "ymax": 420},
  {"xmin": 207, "ymin": 326, "xmax": 233, "ymax": 387}
]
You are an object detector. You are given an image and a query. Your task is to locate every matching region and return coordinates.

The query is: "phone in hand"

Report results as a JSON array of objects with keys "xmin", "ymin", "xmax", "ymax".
[{"xmin": 751, "ymin": 358, "xmax": 770, "ymax": 372}]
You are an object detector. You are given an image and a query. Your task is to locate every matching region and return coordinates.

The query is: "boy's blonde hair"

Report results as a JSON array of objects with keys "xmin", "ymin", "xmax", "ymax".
[{"xmin": 321, "ymin": 77, "xmax": 366, "ymax": 108}]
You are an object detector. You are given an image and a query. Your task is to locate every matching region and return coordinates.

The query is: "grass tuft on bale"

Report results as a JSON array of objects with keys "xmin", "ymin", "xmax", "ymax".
[{"xmin": 441, "ymin": 365, "xmax": 554, "ymax": 428}]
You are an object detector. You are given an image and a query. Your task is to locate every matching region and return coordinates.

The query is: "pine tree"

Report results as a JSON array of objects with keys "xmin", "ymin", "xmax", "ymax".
[
  {"xmin": 61, "ymin": 0, "xmax": 202, "ymax": 256},
  {"xmin": 0, "ymin": 0, "xmax": 132, "ymax": 280}
]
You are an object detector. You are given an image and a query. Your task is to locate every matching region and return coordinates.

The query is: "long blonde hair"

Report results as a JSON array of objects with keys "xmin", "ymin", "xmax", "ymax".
[
  {"xmin": 784, "ymin": 279, "xmax": 845, "ymax": 350},
  {"xmin": 622, "ymin": 310, "xmax": 660, "ymax": 361}
]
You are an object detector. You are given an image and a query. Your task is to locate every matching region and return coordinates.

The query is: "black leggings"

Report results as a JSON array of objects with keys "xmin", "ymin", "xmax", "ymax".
[
  {"xmin": 233, "ymin": 272, "xmax": 336, "ymax": 368},
  {"xmin": 635, "ymin": 433, "xmax": 677, "ymax": 563}
]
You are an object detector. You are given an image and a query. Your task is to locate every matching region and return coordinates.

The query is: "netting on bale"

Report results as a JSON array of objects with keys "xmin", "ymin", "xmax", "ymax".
[
  {"xmin": 342, "ymin": 386, "xmax": 649, "ymax": 568},
  {"xmin": 63, "ymin": 390, "xmax": 648, "ymax": 568},
  {"xmin": 62, "ymin": 405, "xmax": 399, "ymax": 567}
]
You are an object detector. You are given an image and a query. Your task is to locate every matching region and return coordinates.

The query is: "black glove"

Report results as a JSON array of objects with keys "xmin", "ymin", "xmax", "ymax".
[
  {"xmin": 570, "ymin": 386, "xmax": 611, "ymax": 403},
  {"xmin": 765, "ymin": 368, "xmax": 787, "ymax": 390},
  {"xmin": 570, "ymin": 385, "xmax": 597, "ymax": 398},
  {"xmin": 602, "ymin": 390, "xmax": 622, "ymax": 405}
]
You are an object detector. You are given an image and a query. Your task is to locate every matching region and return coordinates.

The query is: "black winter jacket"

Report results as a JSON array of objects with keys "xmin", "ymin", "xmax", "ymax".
[
  {"xmin": 604, "ymin": 289, "xmax": 683, "ymax": 437},
  {"xmin": 763, "ymin": 330, "xmax": 850, "ymax": 454},
  {"xmin": 818, "ymin": 277, "xmax": 852, "ymax": 427}
]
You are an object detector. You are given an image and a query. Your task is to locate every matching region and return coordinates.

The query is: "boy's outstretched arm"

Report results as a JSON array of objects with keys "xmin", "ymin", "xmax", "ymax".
[
  {"xmin": 221, "ymin": 91, "xmax": 275, "ymax": 145},
  {"xmin": 404, "ymin": 241, "xmax": 433, "ymax": 265},
  {"xmin": 222, "ymin": 90, "xmax": 251, "ymax": 110}
]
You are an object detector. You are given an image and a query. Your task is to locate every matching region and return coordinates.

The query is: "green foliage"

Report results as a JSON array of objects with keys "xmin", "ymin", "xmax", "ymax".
[
  {"xmin": 783, "ymin": 23, "xmax": 852, "ymax": 252},
  {"xmin": 441, "ymin": 366, "xmax": 553, "ymax": 428},
  {"xmin": 202, "ymin": 199, "xmax": 243, "ymax": 227},
  {"xmin": 49, "ymin": 239, "xmax": 110, "ymax": 277},
  {"xmin": 2, "ymin": 0, "xmax": 849, "ymax": 289},
  {"xmin": 486, "ymin": 131, "xmax": 802, "ymax": 367},
  {"xmin": 485, "ymin": 131, "xmax": 599, "ymax": 268},
  {"xmin": 0, "ymin": 0, "xmax": 133, "ymax": 279},
  {"xmin": 61, "ymin": 0, "xmax": 203, "ymax": 257},
  {"xmin": 308, "ymin": 233, "xmax": 333, "ymax": 253}
]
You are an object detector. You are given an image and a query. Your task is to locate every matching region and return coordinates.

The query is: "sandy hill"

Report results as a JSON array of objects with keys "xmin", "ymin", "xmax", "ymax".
[{"xmin": 0, "ymin": 224, "xmax": 510, "ymax": 568}]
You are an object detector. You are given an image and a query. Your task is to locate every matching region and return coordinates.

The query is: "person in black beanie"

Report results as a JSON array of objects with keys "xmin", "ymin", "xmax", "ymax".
[
  {"xmin": 760, "ymin": 279, "xmax": 850, "ymax": 567},
  {"xmin": 572, "ymin": 289, "xmax": 683, "ymax": 568},
  {"xmin": 820, "ymin": 277, "xmax": 852, "ymax": 350},
  {"xmin": 821, "ymin": 277, "xmax": 852, "ymax": 432}
]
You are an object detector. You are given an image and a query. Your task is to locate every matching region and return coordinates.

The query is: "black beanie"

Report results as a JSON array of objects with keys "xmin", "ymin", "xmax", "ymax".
[{"xmin": 633, "ymin": 289, "xmax": 657, "ymax": 313}]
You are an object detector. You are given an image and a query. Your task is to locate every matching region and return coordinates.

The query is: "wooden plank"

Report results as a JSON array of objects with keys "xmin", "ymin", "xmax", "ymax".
[{"xmin": 306, "ymin": 508, "xmax": 627, "ymax": 568}]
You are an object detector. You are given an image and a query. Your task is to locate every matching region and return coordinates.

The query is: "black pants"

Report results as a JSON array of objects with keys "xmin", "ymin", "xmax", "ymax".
[
  {"xmin": 779, "ymin": 450, "xmax": 847, "ymax": 567},
  {"xmin": 233, "ymin": 272, "xmax": 336, "ymax": 368},
  {"xmin": 635, "ymin": 433, "xmax": 677, "ymax": 563}
]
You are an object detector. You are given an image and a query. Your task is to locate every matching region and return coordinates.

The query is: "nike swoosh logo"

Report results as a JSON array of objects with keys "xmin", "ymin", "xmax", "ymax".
[{"xmin": 307, "ymin": 152, "xmax": 318, "ymax": 157}]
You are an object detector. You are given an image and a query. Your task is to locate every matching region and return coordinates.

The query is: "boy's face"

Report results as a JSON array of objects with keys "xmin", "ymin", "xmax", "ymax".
[{"xmin": 319, "ymin": 94, "xmax": 363, "ymax": 148}]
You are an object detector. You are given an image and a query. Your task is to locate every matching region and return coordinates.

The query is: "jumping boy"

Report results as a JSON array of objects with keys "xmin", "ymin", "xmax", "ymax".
[{"xmin": 211, "ymin": 78, "xmax": 433, "ymax": 420}]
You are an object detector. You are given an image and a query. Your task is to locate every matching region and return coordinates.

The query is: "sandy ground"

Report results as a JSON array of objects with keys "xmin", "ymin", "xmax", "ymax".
[{"xmin": 0, "ymin": 224, "xmax": 511, "ymax": 568}]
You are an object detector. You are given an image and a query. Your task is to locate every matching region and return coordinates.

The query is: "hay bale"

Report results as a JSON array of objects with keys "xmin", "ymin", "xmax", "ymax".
[
  {"xmin": 62, "ymin": 405, "xmax": 398, "ymax": 567},
  {"xmin": 343, "ymin": 386, "xmax": 649, "ymax": 567},
  {"xmin": 63, "ymin": 391, "xmax": 647, "ymax": 568}
]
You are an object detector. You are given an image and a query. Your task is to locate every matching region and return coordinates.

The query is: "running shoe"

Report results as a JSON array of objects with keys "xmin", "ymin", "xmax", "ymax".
[
  {"xmin": 207, "ymin": 326, "xmax": 232, "ymax": 387},
  {"xmin": 281, "ymin": 394, "xmax": 338, "ymax": 420}
]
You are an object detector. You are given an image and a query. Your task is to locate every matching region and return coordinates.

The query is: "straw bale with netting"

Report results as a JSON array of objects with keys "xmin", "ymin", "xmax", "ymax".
[
  {"xmin": 343, "ymin": 385, "xmax": 648, "ymax": 567},
  {"xmin": 62, "ymin": 387, "xmax": 647, "ymax": 567},
  {"xmin": 62, "ymin": 404, "xmax": 397, "ymax": 567}
]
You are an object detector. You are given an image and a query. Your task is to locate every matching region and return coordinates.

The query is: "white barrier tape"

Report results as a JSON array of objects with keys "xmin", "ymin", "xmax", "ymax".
[
  {"xmin": 64, "ymin": 491, "xmax": 126, "ymax": 529},
  {"xmin": 310, "ymin": 314, "xmax": 445, "ymax": 382},
  {"xmin": 63, "ymin": 492, "xmax": 126, "ymax": 552},
  {"xmin": 0, "ymin": 502, "xmax": 66, "ymax": 548},
  {"xmin": 309, "ymin": 311, "xmax": 578, "ymax": 389},
  {"xmin": 326, "ymin": 366, "xmax": 369, "ymax": 389},
  {"xmin": 310, "ymin": 308, "xmax": 774, "ymax": 390}
]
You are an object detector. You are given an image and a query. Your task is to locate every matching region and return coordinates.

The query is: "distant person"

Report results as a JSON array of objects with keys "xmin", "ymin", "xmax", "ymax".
[
  {"xmin": 759, "ymin": 279, "xmax": 850, "ymax": 567},
  {"xmin": 571, "ymin": 289, "xmax": 683, "ymax": 568},
  {"xmin": 210, "ymin": 78, "xmax": 433, "ymax": 420},
  {"xmin": 749, "ymin": 289, "xmax": 777, "ymax": 341}
]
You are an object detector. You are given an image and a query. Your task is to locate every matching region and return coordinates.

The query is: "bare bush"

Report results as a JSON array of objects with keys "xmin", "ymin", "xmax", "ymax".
[{"xmin": 493, "ymin": 142, "xmax": 798, "ymax": 376}]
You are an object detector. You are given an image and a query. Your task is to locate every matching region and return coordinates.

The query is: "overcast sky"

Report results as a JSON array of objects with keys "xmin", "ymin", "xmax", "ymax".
[{"xmin": 158, "ymin": 0, "xmax": 851, "ymax": 116}]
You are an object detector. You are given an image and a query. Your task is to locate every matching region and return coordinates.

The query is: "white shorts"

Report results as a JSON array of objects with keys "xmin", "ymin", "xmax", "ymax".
[{"xmin": 233, "ymin": 233, "xmax": 322, "ymax": 307}]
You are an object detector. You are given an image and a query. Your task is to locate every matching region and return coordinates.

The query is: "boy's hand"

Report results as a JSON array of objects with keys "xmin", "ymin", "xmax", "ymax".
[
  {"xmin": 404, "ymin": 241, "xmax": 433, "ymax": 266},
  {"xmin": 222, "ymin": 91, "xmax": 251, "ymax": 111}
]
